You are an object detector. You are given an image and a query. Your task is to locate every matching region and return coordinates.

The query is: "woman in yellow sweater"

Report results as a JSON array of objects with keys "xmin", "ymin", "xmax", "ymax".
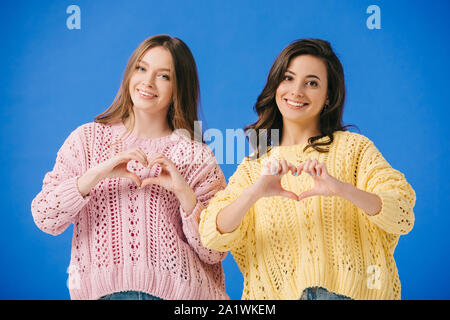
[{"xmin": 199, "ymin": 39, "xmax": 416, "ymax": 300}]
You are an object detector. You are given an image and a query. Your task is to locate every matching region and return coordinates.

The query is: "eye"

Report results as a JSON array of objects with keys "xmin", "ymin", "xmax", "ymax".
[
  {"xmin": 283, "ymin": 75, "xmax": 293, "ymax": 81},
  {"xmin": 159, "ymin": 74, "xmax": 170, "ymax": 80},
  {"xmin": 306, "ymin": 80, "xmax": 318, "ymax": 87},
  {"xmin": 136, "ymin": 65, "xmax": 146, "ymax": 72}
]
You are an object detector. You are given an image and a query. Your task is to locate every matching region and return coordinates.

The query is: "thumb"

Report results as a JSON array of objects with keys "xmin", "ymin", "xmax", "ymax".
[
  {"xmin": 297, "ymin": 189, "xmax": 318, "ymax": 202},
  {"xmin": 279, "ymin": 190, "xmax": 299, "ymax": 201},
  {"xmin": 122, "ymin": 172, "xmax": 142, "ymax": 187},
  {"xmin": 140, "ymin": 177, "xmax": 160, "ymax": 188}
]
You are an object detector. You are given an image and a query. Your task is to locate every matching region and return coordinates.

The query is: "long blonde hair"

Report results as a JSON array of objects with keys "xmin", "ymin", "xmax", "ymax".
[{"xmin": 94, "ymin": 35, "xmax": 201, "ymax": 141}]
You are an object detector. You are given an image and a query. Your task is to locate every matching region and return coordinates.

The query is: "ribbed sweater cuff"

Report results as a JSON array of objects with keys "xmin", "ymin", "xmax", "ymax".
[
  {"xmin": 368, "ymin": 190, "xmax": 413, "ymax": 235},
  {"xmin": 199, "ymin": 205, "xmax": 245, "ymax": 252},
  {"xmin": 55, "ymin": 176, "xmax": 91, "ymax": 219},
  {"xmin": 180, "ymin": 200, "xmax": 203, "ymax": 232}
]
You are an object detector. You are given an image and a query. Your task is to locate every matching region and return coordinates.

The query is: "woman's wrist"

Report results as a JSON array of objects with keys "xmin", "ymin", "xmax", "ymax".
[
  {"xmin": 175, "ymin": 183, "xmax": 197, "ymax": 215},
  {"xmin": 77, "ymin": 167, "xmax": 104, "ymax": 197},
  {"xmin": 335, "ymin": 182, "xmax": 382, "ymax": 216},
  {"xmin": 247, "ymin": 180, "xmax": 264, "ymax": 202},
  {"xmin": 216, "ymin": 184, "xmax": 259, "ymax": 234}
]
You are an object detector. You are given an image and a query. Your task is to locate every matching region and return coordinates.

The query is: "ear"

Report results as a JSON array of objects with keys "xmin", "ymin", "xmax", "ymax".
[{"xmin": 325, "ymin": 96, "xmax": 330, "ymax": 105}]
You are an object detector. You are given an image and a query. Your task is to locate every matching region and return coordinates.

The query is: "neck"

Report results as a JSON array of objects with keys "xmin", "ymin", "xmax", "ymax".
[
  {"xmin": 124, "ymin": 108, "xmax": 172, "ymax": 139},
  {"xmin": 280, "ymin": 118, "xmax": 321, "ymax": 146}
]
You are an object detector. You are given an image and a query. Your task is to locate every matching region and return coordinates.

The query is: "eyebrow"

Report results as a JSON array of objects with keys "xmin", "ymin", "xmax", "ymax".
[
  {"xmin": 286, "ymin": 70, "xmax": 321, "ymax": 81},
  {"xmin": 137, "ymin": 60, "xmax": 171, "ymax": 72}
]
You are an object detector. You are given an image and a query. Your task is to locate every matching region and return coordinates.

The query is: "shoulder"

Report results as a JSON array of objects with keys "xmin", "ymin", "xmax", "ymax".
[
  {"xmin": 61, "ymin": 122, "xmax": 94, "ymax": 144},
  {"xmin": 334, "ymin": 130, "xmax": 375, "ymax": 150},
  {"xmin": 333, "ymin": 131, "xmax": 385, "ymax": 166},
  {"xmin": 224, "ymin": 154, "xmax": 261, "ymax": 185},
  {"xmin": 69, "ymin": 121, "xmax": 108, "ymax": 137},
  {"xmin": 73, "ymin": 121, "xmax": 120, "ymax": 144},
  {"xmin": 62, "ymin": 122, "xmax": 117, "ymax": 153},
  {"xmin": 78, "ymin": 121, "xmax": 116, "ymax": 136},
  {"xmin": 334, "ymin": 130, "xmax": 371, "ymax": 143},
  {"xmin": 171, "ymin": 134, "xmax": 220, "ymax": 168}
]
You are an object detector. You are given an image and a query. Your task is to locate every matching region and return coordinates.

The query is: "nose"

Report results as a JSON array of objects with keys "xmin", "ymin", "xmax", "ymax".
[
  {"xmin": 290, "ymin": 83, "xmax": 305, "ymax": 98},
  {"xmin": 141, "ymin": 72, "xmax": 156, "ymax": 88}
]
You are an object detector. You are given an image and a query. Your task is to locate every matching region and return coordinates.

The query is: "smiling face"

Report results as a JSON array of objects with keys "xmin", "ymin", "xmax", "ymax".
[
  {"xmin": 128, "ymin": 46, "xmax": 174, "ymax": 116},
  {"xmin": 275, "ymin": 54, "xmax": 329, "ymax": 126}
]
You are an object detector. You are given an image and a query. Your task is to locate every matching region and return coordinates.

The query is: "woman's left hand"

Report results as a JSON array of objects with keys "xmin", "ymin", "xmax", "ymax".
[
  {"xmin": 296, "ymin": 158, "xmax": 345, "ymax": 201},
  {"xmin": 141, "ymin": 153, "xmax": 197, "ymax": 214}
]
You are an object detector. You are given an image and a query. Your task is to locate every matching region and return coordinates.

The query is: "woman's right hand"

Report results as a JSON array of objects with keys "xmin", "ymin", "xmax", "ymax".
[
  {"xmin": 216, "ymin": 158, "xmax": 299, "ymax": 234},
  {"xmin": 77, "ymin": 148, "xmax": 149, "ymax": 197},
  {"xmin": 250, "ymin": 158, "xmax": 299, "ymax": 201}
]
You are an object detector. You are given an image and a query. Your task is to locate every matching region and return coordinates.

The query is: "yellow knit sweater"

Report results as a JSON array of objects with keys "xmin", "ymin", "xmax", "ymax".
[{"xmin": 199, "ymin": 130, "xmax": 416, "ymax": 300}]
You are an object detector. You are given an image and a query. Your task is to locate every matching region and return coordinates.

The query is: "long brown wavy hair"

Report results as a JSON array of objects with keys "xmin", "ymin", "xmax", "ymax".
[
  {"xmin": 94, "ymin": 34, "xmax": 201, "ymax": 142},
  {"xmin": 245, "ymin": 38, "xmax": 358, "ymax": 158}
]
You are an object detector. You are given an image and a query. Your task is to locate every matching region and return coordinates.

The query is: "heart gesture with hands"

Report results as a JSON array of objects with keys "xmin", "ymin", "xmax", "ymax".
[
  {"xmin": 254, "ymin": 158, "xmax": 344, "ymax": 201},
  {"xmin": 87, "ymin": 148, "xmax": 196, "ymax": 213},
  {"xmin": 257, "ymin": 158, "xmax": 299, "ymax": 201},
  {"xmin": 295, "ymin": 158, "xmax": 343, "ymax": 201},
  {"xmin": 97, "ymin": 148, "xmax": 188, "ymax": 192},
  {"xmin": 140, "ymin": 153, "xmax": 191, "ymax": 194},
  {"xmin": 93, "ymin": 148, "xmax": 149, "ymax": 187}
]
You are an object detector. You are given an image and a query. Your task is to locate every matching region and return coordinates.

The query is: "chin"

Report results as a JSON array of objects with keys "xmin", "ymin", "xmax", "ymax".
[
  {"xmin": 280, "ymin": 110, "xmax": 317, "ymax": 124},
  {"xmin": 134, "ymin": 103, "xmax": 169, "ymax": 115}
]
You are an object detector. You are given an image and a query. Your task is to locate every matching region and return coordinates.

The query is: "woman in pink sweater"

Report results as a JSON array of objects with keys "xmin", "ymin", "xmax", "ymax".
[{"xmin": 31, "ymin": 35, "xmax": 229, "ymax": 300}]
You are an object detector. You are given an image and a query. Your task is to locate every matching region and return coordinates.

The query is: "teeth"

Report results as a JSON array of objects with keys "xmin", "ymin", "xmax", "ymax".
[
  {"xmin": 286, "ymin": 100, "xmax": 307, "ymax": 107},
  {"xmin": 138, "ymin": 89, "xmax": 155, "ymax": 97}
]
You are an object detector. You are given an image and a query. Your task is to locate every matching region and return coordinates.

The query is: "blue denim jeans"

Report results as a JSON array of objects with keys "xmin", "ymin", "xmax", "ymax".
[
  {"xmin": 300, "ymin": 286, "xmax": 353, "ymax": 300},
  {"xmin": 99, "ymin": 291, "xmax": 163, "ymax": 300}
]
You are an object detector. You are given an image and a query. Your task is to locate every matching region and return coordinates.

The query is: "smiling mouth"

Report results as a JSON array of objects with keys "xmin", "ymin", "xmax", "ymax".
[
  {"xmin": 137, "ymin": 88, "xmax": 157, "ymax": 99},
  {"xmin": 285, "ymin": 98, "xmax": 309, "ymax": 109}
]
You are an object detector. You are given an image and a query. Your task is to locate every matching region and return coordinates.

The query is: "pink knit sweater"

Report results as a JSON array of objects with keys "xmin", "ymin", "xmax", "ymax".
[{"xmin": 31, "ymin": 121, "xmax": 229, "ymax": 300}]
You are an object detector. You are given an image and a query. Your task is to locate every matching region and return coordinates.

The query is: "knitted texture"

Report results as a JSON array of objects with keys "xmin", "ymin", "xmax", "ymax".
[
  {"xmin": 31, "ymin": 121, "xmax": 229, "ymax": 300},
  {"xmin": 199, "ymin": 130, "xmax": 416, "ymax": 300}
]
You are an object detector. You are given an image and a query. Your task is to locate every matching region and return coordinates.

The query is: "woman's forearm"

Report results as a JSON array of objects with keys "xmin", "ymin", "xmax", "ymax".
[
  {"xmin": 77, "ymin": 167, "xmax": 103, "ymax": 197},
  {"xmin": 336, "ymin": 182, "xmax": 382, "ymax": 216},
  {"xmin": 216, "ymin": 184, "xmax": 260, "ymax": 234}
]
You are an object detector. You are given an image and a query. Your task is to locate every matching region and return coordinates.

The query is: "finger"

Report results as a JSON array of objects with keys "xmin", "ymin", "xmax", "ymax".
[
  {"xmin": 279, "ymin": 190, "xmax": 299, "ymax": 201},
  {"xmin": 146, "ymin": 153, "xmax": 164, "ymax": 166},
  {"xmin": 297, "ymin": 189, "xmax": 317, "ymax": 201},
  {"xmin": 295, "ymin": 163, "xmax": 304, "ymax": 176},
  {"xmin": 279, "ymin": 160, "xmax": 289, "ymax": 176},
  {"xmin": 261, "ymin": 161, "xmax": 272, "ymax": 175},
  {"xmin": 140, "ymin": 177, "xmax": 160, "ymax": 188},
  {"xmin": 148, "ymin": 154, "xmax": 177, "ymax": 172},
  {"xmin": 303, "ymin": 159, "xmax": 313, "ymax": 177},
  {"xmin": 129, "ymin": 150, "xmax": 148, "ymax": 167},
  {"xmin": 119, "ymin": 154, "xmax": 146, "ymax": 166},
  {"xmin": 310, "ymin": 159, "xmax": 319, "ymax": 176},
  {"xmin": 315, "ymin": 163, "xmax": 322, "ymax": 176},
  {"xmin": 287, "ymin": 162, "xmax": 297, "ymax": 176},
  {"xmin": 317, "ymin": 163, "xmax": 327, "ymax": 177},
  {"xmin": 148, "ymin": 159, "xmax": 170, "ymax": 174},
  {"xmin": 122, "ymin": 172, "xmax": 142, "ymax": 187},
  {"xmin": 318, "ymin": 163, "xmax": 328, "ymax": 176},
  {"xmin": 306, "ymin": 159, "xmax": 317, "ymax": 177},
  {"xmin": 270, "ymin": 159, "xmax": 281, "ymax": 176},
  {"xmin": 134, "ymin": 148, "xmax": 149, "ymax": 166},
  {"xmin": 147, "ymin": 156, "xmax": 167, "ymax": 169}
]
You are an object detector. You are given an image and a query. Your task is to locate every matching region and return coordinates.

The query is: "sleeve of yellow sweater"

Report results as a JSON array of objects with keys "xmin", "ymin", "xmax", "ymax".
[
  {"xmin": 199, "ymin": 158, "xmax": 253, "ymax": 253},
  {"xmin": 356, "ymin": 138, "xmax": 416, "ymax": 235}
]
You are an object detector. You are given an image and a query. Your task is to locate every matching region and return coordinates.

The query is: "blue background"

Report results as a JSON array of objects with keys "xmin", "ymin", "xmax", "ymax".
[{"xmin": 1, "ymin": 0, "xmax": 449, "ymax": 300}]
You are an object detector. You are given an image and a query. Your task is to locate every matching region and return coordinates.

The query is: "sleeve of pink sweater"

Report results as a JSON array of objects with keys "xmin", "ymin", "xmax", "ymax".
[
  {"xmin": 31, "ymin": 126, "xmax": 91, "ymax": 235},
  {"xmin": 179, "ymin": 146, "xmax": 228, "ymax": 264}
]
